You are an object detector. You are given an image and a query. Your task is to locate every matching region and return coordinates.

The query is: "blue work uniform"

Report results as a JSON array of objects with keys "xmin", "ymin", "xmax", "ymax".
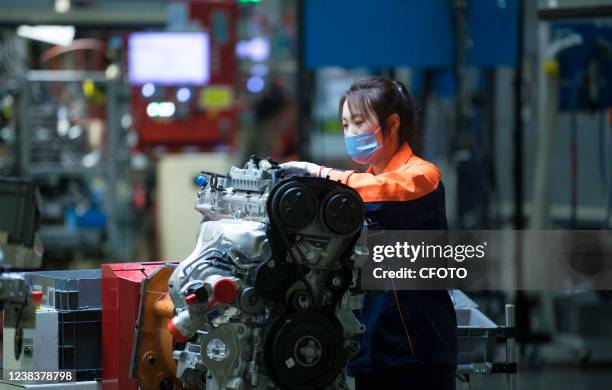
[{"xmin": 327, "ymin": 143, "xmax": 457, "ymax": 387}]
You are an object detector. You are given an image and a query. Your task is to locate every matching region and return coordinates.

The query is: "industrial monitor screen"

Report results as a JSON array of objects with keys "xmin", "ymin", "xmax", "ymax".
[{"xmin": 128, "ymin": 32, "xmax": 210, "ymax": 86}]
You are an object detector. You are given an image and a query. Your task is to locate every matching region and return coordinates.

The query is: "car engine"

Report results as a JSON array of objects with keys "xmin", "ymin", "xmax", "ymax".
[{"xmin": 166, "ymin": 156, "xmax": 368, "ymax": 390}]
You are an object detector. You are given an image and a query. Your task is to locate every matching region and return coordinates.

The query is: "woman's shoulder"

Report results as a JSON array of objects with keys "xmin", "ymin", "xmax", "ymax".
[{"xmin": 396, "ymin": 155, "xmax": 442, "ymax": 186}]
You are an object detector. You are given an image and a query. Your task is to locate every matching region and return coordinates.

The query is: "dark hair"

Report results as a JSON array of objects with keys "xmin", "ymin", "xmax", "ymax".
[{"xmin": 338, "ymin": 76, "xmax": 416, "ymax": 145}]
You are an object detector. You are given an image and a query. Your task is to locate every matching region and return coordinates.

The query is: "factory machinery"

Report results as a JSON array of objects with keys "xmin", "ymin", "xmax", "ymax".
[
  {"xmin": 0, "ymin": 178, "xmax": 44, "ymax": 372},
  {"xmin": 1, "ymin": 158, "xmax": 516, "ymax": 389}
]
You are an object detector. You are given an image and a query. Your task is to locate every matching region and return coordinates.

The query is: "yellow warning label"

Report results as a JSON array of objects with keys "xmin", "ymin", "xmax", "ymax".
[{"xmin": 200, "ymin": 86, "xmax": 233, "ymax": 110}]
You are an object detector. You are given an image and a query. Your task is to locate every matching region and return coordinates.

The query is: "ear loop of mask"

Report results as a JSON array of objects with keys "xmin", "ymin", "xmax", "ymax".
[{"xmin": 364, "ymin": 120, "xmax": 400, "ymax": 166}]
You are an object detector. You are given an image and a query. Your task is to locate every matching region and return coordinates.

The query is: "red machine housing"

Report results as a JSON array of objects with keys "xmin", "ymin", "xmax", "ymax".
[
  {"xmin": 101, "ymin": 262, "xmax": 176, "ymax": 390},
  {"xmin": 131, "ymin": 1, "xmax": 238, "ymax": 151}
]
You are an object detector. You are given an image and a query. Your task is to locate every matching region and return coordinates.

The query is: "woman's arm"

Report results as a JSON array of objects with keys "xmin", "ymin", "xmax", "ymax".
[
  {"xmin": 281, "ymin": 161, "xmax": 441, "ymax": 203},
  {"xmin": 326, "ymin": 168, "xmax": 440, "ymax": 203}
]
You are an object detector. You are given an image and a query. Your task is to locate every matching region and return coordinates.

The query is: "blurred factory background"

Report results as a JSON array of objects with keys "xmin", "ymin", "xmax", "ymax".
[{"xmin": 0, "ymin": 0, "xmax": 612, "ymax": 388}]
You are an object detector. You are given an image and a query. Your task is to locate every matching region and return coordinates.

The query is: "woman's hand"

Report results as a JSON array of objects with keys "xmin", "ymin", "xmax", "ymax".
[{"xmin": 280, "ymin": 161, "xmax": 330, "ymax": 177}]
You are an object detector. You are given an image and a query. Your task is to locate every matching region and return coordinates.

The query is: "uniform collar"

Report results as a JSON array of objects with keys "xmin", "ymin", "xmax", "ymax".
[{"xmin": 367, "ymin": 143, "xmax": 414, "ymax": 174}]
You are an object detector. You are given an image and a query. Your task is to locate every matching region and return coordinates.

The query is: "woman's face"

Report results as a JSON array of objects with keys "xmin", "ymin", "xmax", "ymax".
[{"xmin": 341, "ymin": 101, "xmax": 379, "ymax": 137}]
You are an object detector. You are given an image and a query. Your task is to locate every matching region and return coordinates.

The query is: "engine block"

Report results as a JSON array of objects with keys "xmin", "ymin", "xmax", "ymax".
[{"xmin": 167, "ymin": 157, "xmax": 367, "ymax": 390}]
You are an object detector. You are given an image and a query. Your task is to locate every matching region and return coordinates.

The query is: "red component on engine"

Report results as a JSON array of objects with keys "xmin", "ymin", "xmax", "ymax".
[
  {"xmin": 101, "ymin": 262, "xmax": 177, "ymax": 390},
  {"xmin": 167, "ymin": 319, "xmax": 191, "ymax": 343},
  {"xmin": 208, "ymin": 277, "xmax": 238, "ymax": 308},
  {"xmin": 184, "ymin": 293, "xmax": 199, "ymax": 306}
]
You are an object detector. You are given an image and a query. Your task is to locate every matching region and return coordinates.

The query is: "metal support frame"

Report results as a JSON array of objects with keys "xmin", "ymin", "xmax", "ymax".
[
  {"xmin": 0, "ymin": 0, "xmax": 166, "ymax": 28},
  {"xmin": 505, "ymin": 304, "xmax": 517, "ymax": 390}
]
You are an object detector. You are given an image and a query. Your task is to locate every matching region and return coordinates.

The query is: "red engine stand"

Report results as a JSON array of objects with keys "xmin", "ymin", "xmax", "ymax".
[{"xmin": 101, "ymin": 262, "xmax": 176, "ymax": 390}]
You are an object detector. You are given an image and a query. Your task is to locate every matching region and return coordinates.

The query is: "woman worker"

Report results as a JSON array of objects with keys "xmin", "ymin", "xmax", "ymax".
[{"xmin": 281, "ymin": 76, "xmax": 457, "ymax": 389}]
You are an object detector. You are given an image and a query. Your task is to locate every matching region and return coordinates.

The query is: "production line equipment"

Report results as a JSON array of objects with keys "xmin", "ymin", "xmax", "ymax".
[
  {"xmin": 2, "ymin": 159, "xmax": 517, "ymax": 389},
  {"xmin": 130, "ymin": 157, "xmax": 368, "ymax": 390},
  {"xmin": 0, "ymin": 178, "xmax": 44, "ymax": 363}
]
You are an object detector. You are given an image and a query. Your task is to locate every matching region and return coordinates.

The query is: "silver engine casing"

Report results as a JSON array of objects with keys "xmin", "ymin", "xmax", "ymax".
[{"xmin": 168, "ymin": 157, "xmax": 367, "ymax": 390}]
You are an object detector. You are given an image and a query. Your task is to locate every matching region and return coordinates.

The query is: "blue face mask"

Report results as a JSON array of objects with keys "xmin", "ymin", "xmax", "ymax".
[{"xmin": 344, "ymin": 128, "xmax": 383, "ymax": 165}]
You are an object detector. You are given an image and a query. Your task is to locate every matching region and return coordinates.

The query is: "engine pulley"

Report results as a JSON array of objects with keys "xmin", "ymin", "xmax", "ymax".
[{"xmin": 264, "ymin": 311, "xmax": 345, "ymax": 390}]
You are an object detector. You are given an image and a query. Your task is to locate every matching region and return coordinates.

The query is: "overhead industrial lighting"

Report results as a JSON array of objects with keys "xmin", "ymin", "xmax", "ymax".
[
  {"xmin": 55, "ymin": 0, "xmax": 71, "ymax": 13},
  {"xmin": 16, "ymin": 25, "xmax": 75, "ymax": 46}
]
